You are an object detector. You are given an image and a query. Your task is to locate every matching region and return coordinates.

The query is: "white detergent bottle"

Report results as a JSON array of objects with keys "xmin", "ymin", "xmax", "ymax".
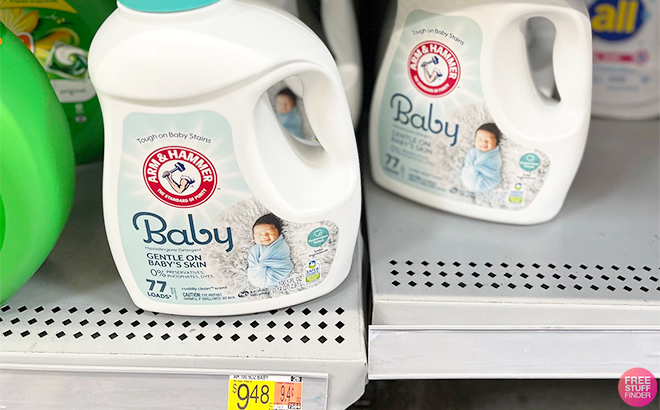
[
  {"xmin": 587, "ymin": 0, "xmax": 659, "ymax": 119},
  {"xmin": 370, "ymin": 0, "xmax": 593, "ymax": 225},
  {"xmin": 89, "ymin": 0, "xmax": 361, "ymax": 316},
  {"xmin": 267, "ymin": 0, "xmax": 363, "ymax": 126}
]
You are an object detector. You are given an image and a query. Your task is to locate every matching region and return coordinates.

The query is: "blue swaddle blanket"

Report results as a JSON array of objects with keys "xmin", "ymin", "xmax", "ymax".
[
  {"xmin": 461, "ymin": 146, "xmax": 503, "ymax": 193},
  {"xmin": 247, "ymin": 235, "xmax": 294, "ymax": 288},
  {"xmin": 275, "ymin": 107, "xmax": 304, "ymax": 140}
]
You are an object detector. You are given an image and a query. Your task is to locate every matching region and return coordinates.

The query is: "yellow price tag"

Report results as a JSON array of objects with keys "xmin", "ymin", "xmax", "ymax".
[{"xmin": 228, "ymin": 377, "xmax": 275, "ymax": 410}]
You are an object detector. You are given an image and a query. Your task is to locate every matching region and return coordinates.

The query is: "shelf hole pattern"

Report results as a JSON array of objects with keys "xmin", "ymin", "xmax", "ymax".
[
  {"xmin": 384, "ymin": 261, "xmax": 660, "ymax": 302},
  {"xmin": 0, "ymin": 303, "xmax": 353, "ymax": 356}
]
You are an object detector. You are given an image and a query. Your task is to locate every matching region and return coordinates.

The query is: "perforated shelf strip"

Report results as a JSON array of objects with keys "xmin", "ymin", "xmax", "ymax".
[{"xmin": 385, "ymin": 260, "xmax": 658, "ymax": 298}]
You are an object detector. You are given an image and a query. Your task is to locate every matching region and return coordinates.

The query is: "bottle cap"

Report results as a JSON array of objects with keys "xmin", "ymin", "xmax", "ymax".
[{"xmin": 118, "ymin": 0, "xmax": 221, "ymax": 13}]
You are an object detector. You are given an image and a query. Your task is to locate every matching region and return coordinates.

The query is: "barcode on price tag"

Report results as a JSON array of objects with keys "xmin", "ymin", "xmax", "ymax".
[{"xmin": 228, "ymin": 375, "xmax": 303, "ymax": 410}]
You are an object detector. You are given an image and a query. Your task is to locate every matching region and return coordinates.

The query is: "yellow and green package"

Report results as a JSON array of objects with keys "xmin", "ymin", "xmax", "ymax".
[{"xmin": 1, "ymin": 0, "xmax": 116, "ymax": 163}]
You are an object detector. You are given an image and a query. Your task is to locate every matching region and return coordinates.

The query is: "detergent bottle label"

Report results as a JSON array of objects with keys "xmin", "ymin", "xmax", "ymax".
[
  {"xmin": 117, "ymin": 111, "xmax": 337, "ymax": 305},
  {"xmin": 1, "ymin": 3, "xmax": 95, "ymax": 102},
  {"xmin": 378, "ymin": 11, "xmax": 551, "ymax": 210},
  {"xmin": 0, "ymin": 0, "xmax": 113, "ymax": 152},
  {"xmin": 587, "ymin": 0, "xmax": 659, "ymax": 109}
]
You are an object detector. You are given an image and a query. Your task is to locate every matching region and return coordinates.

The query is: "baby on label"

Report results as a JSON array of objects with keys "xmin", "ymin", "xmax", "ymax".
[
  {"xmin": 274, "ymin": 88, "xmax": 304, "ymax": 140},
  {"xmin": 247, "ymin": 213, "xmax": 294, "ymax": 288},
  {"xmin": 461, "ymin": 123, "xmax": 503, "ymax": 193}
]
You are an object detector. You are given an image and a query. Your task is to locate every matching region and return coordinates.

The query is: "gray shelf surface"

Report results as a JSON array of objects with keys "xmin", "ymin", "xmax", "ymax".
[
  {"xmin": 0, "ymin": 163, "xmax": 367, "ymax": 410},
  {"xmin": 365, "ymin": 118, "xmax": 660, "ymax": 379}
]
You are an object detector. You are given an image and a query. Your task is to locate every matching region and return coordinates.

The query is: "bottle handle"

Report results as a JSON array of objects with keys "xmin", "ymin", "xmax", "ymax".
[
  {"xmin": 320, "ymin": 0, "xmax": 363, "ymax": 126},
  {"xmin": 233, "ymin": 61, "xmax": 360, "ymax": 222},
  {"xmin": 481, "ymin": 4, "xmax": 592, "ymax": 140}
]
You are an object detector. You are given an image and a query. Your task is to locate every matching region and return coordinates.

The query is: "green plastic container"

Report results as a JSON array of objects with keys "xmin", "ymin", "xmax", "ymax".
[
  {"xmin": 0, "ymin": 0, "xmax": 116, "ymax": 163},
  {"xmin": 0, "ymin": 23, "xmax": 75, "ymax": 305}
]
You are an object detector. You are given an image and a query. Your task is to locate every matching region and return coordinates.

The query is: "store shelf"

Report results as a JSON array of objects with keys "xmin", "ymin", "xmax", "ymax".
[
  {"xmin": 365, "ymin": 119, "xmax": 660, "ymax": 379},
  {"xmin": 0, "ymin": 163, "xmax": 367, "ymax": 410}
]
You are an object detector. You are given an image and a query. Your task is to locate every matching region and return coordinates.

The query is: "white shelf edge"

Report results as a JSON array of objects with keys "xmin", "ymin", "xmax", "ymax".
[
  {"xmin": 371, "ymin": 299, "xmax": 660, "ymax": 327},
  {"xmin": 368, "ymin": 326, "xmax": 660, "ymax": 380}
]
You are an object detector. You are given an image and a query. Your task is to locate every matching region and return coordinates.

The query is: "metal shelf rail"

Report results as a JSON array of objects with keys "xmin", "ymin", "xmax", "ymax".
[
  {"xmin": 0, "ymin": 163, "xmax": 367, "ymax": 410},
  {"xmin": 365, "ymin": 119, "xmax": 660, "ymax": 379}
]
